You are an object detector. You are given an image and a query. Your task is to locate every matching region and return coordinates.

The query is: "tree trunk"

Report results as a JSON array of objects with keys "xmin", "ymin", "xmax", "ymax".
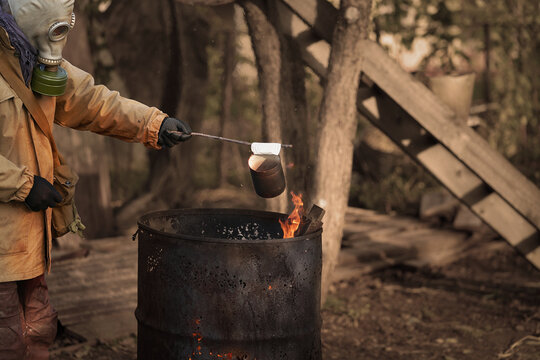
[
  {"xmin": 271, "ymin": 2, "xmax": 311, "ymax": 197},
  {"xmin": 311, "ymin": 0, "xmax": 372, "ymax": 303},
  {"xmin": 241, "ymin": 0, "xmax": 288, "ymax": 212},
  {"xmin": 101, "ymin": 0, "xmax": 171, "ymax": 106},
  {"xmin": 159, "ymin": 3, "xmax": 210, "ymax": 206},
  {"xmin": 217, "ymin": 4, "xmax": 236, "ymax": 186},
  {"xmin": 104, "ymin": 0, "xmax": 210, "ymax": 208},
  {"xmin": 144, "ymin": 0, "xmax": 182, "ymax": 202},
  {"xmin": 100, "ymin": 0, "xmax": 180, "ymax": 210}
]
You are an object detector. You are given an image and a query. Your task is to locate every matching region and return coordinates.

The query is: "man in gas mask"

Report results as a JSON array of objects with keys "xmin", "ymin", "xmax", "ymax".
[{"xmin": 0, "ymin": 0, "xmax": 190, "ymax": 358}]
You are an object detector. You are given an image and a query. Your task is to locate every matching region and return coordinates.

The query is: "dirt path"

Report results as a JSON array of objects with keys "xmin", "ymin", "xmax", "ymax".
[
  {"xmin": 52, "ymin": 238, "xmax": 540, "ymax": 359},
  {"xmin": 323, "ymin": 241, "xmax": 540, "ymax": 359}
]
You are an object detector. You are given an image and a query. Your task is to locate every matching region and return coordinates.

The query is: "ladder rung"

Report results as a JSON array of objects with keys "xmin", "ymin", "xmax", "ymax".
[{"xmin": 515, "ymin": 232, "xmax": 540, "ymax": 256}]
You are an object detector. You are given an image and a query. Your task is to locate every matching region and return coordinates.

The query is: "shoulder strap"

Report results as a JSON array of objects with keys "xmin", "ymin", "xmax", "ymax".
[{"xmin": 0, "ymin": 50, "xmax": 61, "ymax": 167}]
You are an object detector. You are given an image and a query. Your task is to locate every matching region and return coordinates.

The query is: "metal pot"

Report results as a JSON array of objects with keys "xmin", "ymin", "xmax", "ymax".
[{"xmin": 248, "ymin": 154, "xmax": 286, "ymax": 198}]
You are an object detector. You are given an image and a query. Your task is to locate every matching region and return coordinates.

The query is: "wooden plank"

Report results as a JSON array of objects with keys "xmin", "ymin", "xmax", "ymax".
[
  {"xmin": 53, "ymin": 289, "xmax": 136, "ymax": 314},
  {"xmin": 48, "ymin": 271, "xmax": 136, "ymax": 300},
  {"xmin": 51, "ymin": 245, "xmax": 137, "ymax": 270},
  {"xmin": 47, "ymin": 239, "xmax": 138, "ymax": 337},
  {"xmin": 67, "ymin": 310, "xmax": 137, "ymax": 341},
  {"xmin": 472, "ymin": 194, "xmax": 538, "ymax": 248},
  {"xmin": 359, "ymin": 39, "xmax": 540, "ymax": 230},
  {"xmin": 358, "ymin": 93, "xmax": 540, "ymax": 265},
  {"xmin": 280, "ymin": 0, "xmax": 336, "ymax": 42},
  {"xmin": 59, "ymin": 301, "xmax": 137, "ymax": 326},
  {"xmin": 277, "ymin": 2, "xmax": 330, "ymax": 79},
  {"xmin": 366, "ymin": 95, "xmax": 486, "ymax": 199},
  {"xmin": 336, "ymin": 208, "xmax": 483, "ymax": 282},
  {"xmin": 51, "ymin": 252, "xmax": 137, "ymax": 272}
]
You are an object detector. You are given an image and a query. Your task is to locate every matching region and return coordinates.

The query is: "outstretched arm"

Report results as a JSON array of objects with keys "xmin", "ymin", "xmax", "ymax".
[{"xmin": 54, "ymin": 60, "xmax": 167, "ymax": 149}]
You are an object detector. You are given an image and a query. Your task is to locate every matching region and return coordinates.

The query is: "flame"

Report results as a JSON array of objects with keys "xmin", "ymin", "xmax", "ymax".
[{"xmin": 279, "ymin": 192, "xmax": 304, "ymax": 238}]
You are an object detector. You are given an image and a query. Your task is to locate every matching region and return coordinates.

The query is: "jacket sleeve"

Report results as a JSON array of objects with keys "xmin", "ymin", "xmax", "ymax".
[
  {"xmin": 0, "ymin": 155, "xmax": 34, "ymax": 202},
  {"xmin": 54, "ymin": 60, "xmax": 167, "ymax": 149}
]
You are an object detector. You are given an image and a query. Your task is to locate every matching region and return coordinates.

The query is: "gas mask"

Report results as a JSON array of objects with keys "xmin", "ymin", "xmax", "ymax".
[{"xmin": 8, "ymin": 0, "xmax": 75, "ymax": 96}]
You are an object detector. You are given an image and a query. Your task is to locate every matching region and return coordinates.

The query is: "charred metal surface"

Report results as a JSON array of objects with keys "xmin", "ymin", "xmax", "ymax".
[{"xmin": 136, "ymin": 209, "xmax": 322, "ymax": 360}]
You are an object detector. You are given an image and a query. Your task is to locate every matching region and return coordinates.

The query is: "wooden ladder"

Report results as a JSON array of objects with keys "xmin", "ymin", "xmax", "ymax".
[{"xmin": 277, "ymin": 0, "xmax": 540, "ymax": 269}]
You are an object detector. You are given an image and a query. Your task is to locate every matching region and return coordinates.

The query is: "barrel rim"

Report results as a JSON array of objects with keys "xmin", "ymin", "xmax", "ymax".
[{"xmin": 136, "ymin": 208, "xmax": 322, "ymax": 244}]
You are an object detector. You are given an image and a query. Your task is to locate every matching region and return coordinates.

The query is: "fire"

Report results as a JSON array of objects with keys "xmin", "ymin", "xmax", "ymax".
[{"xmin": 279, "ymin": 192, "xmax": 304, "ymax": 238}]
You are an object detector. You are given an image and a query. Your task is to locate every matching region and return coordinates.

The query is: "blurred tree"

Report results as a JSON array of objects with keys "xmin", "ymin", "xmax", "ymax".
[
  {"xmin": 240, "ymin": 0, "xmax": 288, "ymax": 212},
  {"xmin": 96, "ymin": 0, "xmax": 211, "ymax": 210},
  {"xmin": 215, "ymin": 4, "xmax": 236, "ymax": 186},
  {"xmin": 164, "ymin": 3, "xmax": 210, "ymax": 203},
  {"xmin": 240, "ymin": 0, "xmax": 311, "ymax": 212}
]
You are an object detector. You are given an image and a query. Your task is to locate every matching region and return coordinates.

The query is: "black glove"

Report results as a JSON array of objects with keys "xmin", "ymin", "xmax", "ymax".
[
  {"xmin": 24, "ymin": 176, "xmax": 63, "ymax": 212},
  {"xmin": 158, "ymin": 117, "xmax": 192, "ymax": 148}
]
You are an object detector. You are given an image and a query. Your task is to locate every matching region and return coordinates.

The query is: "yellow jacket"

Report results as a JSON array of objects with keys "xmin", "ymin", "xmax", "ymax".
[{"xmin": 0, "ymin": 29, "xmax": 166, "ymax": 282}]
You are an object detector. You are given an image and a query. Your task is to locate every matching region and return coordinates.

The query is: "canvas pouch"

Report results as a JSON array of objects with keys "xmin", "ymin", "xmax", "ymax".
[{"xmin": 51, "ymin": 160, "xmax": 85, "ymax": 237}]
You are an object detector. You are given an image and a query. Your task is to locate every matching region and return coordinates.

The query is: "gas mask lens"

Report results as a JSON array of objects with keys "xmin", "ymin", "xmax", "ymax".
[
  {"xmin": 48, "ymin": 13, "xmax": 75, "ymax": 42},
  {"xmin": 48, "ymin": 22, "xmax": 70, "ymax": 41}
]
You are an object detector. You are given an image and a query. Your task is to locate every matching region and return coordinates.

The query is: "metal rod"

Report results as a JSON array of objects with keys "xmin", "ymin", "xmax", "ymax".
[{"xmin": 168, "ymin": 131, "xmax": 293, "ymax": 148}]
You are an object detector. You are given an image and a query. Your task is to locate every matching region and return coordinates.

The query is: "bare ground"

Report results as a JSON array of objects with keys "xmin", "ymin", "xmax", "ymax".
[{"xmin": 51, "ymin": 239, "xmax": 540, "ymax": 360}]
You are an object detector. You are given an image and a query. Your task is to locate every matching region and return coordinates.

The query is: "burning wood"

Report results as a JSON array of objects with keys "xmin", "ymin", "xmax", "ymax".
[
  {"xmin": 295, "ymin": 205, "xmax": 325, "ymax": 237},
  {"xmin": 279, "ymin": 192, "xmax": 325, "ymax": 238},
  {"xmin": 279, "ymin": 192, "xmax": 304, "ymax": 238}
]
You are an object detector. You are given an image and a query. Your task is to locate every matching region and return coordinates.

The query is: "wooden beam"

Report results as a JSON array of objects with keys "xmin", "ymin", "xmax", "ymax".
[
  {"xmin": 276, "ymin": 2, "xmax": 330, "ymax": 78},
  {"xmin": 280, "ymin": 0, "xmax": 337, "ymax": 42}
]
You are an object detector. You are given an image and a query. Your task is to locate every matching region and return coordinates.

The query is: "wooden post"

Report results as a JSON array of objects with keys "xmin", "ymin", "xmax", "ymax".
[{"xmin": 483, "ymin": 23, "xmax": 491, "ymax": 104}]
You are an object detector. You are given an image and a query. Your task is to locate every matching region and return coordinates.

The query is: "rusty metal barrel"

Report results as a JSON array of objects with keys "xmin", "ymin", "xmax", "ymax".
[{"xmin": 136, "ymin": 208, "xmax": 322, "ymax": 360}]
